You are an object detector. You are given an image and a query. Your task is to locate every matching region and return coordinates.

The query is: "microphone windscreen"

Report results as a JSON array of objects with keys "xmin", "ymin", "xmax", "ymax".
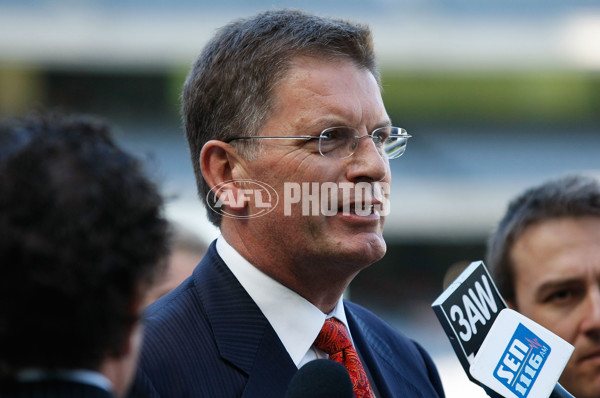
[{"xmin": 284, "ymin": 359, "xmax": 354, "ymax": 398}]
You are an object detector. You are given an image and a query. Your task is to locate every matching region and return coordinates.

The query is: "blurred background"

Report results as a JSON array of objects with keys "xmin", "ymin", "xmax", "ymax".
[{"xmin": 2, "ymin": 1, "xmax": 599, "ymax": 396}]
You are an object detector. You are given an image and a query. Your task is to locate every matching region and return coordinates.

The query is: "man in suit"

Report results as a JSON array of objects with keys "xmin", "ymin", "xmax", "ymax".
[
  {"xmin": 130, "ymin": 9, "xmax": 445, "ymax": 398},
  {"xmin": 0, "ymin": 112, "xmax": 170, "ymax": 397},
  {"xmin": 486, "ymin": 174, "xmax": 600, "ymax": 398}
]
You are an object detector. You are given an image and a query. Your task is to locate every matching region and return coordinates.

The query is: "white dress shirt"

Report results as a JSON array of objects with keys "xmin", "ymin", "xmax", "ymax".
[{"xmin": 216, "ymin": 235, "xmax": 354, "ymax": 368}]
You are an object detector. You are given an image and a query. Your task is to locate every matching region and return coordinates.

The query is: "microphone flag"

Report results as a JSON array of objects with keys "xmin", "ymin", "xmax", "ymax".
[{"xmin": 432, "ymin": 261, "xmax": 506, "ymax": 381}]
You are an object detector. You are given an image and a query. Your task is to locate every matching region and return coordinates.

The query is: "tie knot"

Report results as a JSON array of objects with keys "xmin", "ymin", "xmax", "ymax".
[{"xmin": 313, "ymin": 318, "xmax": 352, "ymax": 355}]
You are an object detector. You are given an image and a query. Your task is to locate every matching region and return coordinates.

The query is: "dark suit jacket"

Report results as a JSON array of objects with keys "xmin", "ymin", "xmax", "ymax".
[
  {"xmin": 129, "ymin": 241, "xmax": 445, "ymax": 398},
  {"xmin": 1, "ymin": 379, "xmax": 114, "ymax": 398}
]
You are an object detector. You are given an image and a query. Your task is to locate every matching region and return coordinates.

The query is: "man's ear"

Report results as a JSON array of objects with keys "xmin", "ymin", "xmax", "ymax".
[{"xmin": 200, "ymin": 140, "xmax": 248, "ymax": 210}]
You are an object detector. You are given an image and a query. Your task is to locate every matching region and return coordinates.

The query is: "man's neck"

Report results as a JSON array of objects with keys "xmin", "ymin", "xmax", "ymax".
[{"xmin": 219, "ymin": 229, "xmax": 353, "ymax": 313}]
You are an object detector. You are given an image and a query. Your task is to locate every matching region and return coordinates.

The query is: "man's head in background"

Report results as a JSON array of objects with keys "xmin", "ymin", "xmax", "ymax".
[
  {"xmin": 486, "ymin": 174, "xmax": 600, "ymax": 398},
  {"xmin": 0, "ymin": 112, "xmax": 170, "ymax": 396}
]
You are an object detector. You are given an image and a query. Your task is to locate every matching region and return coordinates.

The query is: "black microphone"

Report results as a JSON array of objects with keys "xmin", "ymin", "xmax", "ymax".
[
  {"xmin": 284, "ymin": 359, "xmax": 354, "ymax": 398},
  {"xmin": 432, "ymin": 261, "xmax": 575, "ymax": 398}
]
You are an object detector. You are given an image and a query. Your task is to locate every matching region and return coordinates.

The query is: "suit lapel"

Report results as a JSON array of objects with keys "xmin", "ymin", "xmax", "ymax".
[
  {"xmin": 241, "ymin": 325, "xmax": 298, "ymax": 397},
  {"xmin": 346, "ymin": 305, "xmax": 395, "ymax": 398},
  {"xmin": 346, "ymin": 303, "xmax": 430, "ymax": 398},
  {"xmin": 193, "ymin": 243, "xmax": 297, "ymax": 397}
]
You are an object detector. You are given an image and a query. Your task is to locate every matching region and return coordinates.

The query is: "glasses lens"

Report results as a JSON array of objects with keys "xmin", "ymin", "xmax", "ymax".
[
  {"xmin": 381, "ymin": 127, "xmax": 409, "ymax": 159},
  {"xmin": 319, "ymin": 127, "xmax": 357, "ymax": 158},
  {"xmin": 371, "ymin": 127, "xmax": 390, "ymax": 146}
]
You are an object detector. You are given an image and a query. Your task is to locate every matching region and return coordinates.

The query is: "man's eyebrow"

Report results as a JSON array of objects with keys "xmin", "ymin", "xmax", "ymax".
[
  {"xmin": 308, "ymin": 117, "xmax": 351, "ymax": 128},
  {"xmin": 534, "ymin": 278, "xmax": 585, "ymax": 299},
  {"xmin": 307, "ymin": 117, "xmax": 393, "ymax": 130}
]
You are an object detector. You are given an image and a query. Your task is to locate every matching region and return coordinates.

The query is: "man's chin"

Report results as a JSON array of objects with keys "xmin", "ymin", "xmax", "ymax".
[{"xmin": 337, "ymin": 235, "xmax": 386, "ymax": 265}]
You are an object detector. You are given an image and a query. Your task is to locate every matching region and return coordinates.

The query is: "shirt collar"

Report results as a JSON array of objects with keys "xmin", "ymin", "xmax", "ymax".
[{"xmin": 216, "ymin": 236, "xmax": 350, "ymax": 366}]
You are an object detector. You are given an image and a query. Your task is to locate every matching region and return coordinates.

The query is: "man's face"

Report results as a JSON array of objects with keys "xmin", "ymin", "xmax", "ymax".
[
  {"xmin": 510, "ymin": 216, "xmax": 600, "ymax": 398},
  {"xmin": 238, "ymin": 57, "xmax": 392, "ymax": 275}
]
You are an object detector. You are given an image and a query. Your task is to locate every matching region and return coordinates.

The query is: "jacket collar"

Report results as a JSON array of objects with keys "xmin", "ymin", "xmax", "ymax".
[{"xmin": 193, "ymin": 242, "xmax": 297, "ymax": 397}]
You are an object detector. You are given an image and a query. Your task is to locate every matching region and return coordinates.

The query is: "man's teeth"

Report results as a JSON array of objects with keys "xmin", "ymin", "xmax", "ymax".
[{"xmin": 342, "ymin": 205, "xmax": 374, "ymax": 214}]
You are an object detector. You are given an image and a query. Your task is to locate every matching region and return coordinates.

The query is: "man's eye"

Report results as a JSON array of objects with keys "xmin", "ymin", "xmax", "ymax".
[
  {"xmin": 322, "ymin": 129, "xmax": 344, "ymax": 141},
  {"xmin": 372, "ymin": 134, "xmax": 384, "ymax": 145},
  {"xmin": 549, "ymin": 290, "xmax": 570, "ymax": 301},
  {"xmin": 321, "ymin": 131, "xmax": 334, "ymax": 141},
  {"xmin": 545, "ymin": 288, "xmax": 580, "ymax": 304}
]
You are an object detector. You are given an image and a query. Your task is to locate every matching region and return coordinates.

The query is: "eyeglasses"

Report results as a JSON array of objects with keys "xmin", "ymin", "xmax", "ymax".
[{"xmin": 225, "ymin": 126, "xmax": 411, "ymax": 159}]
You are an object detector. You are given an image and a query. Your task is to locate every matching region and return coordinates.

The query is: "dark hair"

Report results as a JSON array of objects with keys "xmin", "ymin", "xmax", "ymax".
[
  {"xmin": 182, "ymin": 9, "xmax": 378, "ymax": 226},
  {"xmin": 486, "ymin": 174, "xmax": 600, "ymax": 302},
  {"xmin": 0, "ymin": 112, "xmax": 170, "ymax": 375}
]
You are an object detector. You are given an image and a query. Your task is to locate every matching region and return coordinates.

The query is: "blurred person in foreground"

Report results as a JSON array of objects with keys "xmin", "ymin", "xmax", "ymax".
[
  {"xmin": 0, "ymin": 112, "xmax": 170, "ymax": 397},
  {"xmin": 130, "ymin": 9, "xmax": 444, "ymax": 398},
  {"xmin": 487, "ymin": 174, "xmax": 600, "ymax": 398}
]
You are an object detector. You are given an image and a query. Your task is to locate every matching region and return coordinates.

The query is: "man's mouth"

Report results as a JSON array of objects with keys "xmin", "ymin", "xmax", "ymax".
[
  {"xmin": 339, "ymin": 202, "xmax": 377, "ymax": 216},
  {"xmin": 579, "ymin": 347, "xmax": 600, "ymax": 363}
]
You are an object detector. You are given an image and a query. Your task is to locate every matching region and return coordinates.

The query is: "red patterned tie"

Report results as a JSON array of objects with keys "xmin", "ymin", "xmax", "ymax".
[{"xmin": 313, "ymin": 318, "xmax": 375, "ymax": 398}]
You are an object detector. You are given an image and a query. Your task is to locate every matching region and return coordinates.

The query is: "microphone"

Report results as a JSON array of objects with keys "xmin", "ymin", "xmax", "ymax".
[
  {"xmin": 432, "ymin": 261, "xmax": 575, "ymax": 398},
  {"xmin": 284, "ymin": 359, "xmax": 354, "ymax": 398}
]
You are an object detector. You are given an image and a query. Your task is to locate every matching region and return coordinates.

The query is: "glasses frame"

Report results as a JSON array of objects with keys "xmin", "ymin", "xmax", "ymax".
[{"xmin": 225, "ymin": 126, "xmax": 411, "ymax": 160}]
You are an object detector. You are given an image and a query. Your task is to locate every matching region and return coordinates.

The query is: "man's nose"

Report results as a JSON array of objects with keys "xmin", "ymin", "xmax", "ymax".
[
  {"xmin": 582, "ymin": 287, "xmax": 600, "ymax": 339},
  {"xmin": 345, "ymin": 135, "xmax": 389, "ymax": 183}
]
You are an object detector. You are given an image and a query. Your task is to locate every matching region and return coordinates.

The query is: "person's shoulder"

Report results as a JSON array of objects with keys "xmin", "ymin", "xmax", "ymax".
[
  {"xmin": 143, "ymin": 243, "xmax": 219, "ymax": 323},
  {"xmin": 145, "ymin": 275, "xmax": 198, "ymax": 316},
  {"xmin": 143, "ymin": 273, "xmax": 210, "ymax": 342},
  {"xmin": 137, "ymin": 274, "xmax": 217, "ymax": 375},
  {"xmin": 140, "ymin": 243, "xmax": 225, "ymax": 350}
]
